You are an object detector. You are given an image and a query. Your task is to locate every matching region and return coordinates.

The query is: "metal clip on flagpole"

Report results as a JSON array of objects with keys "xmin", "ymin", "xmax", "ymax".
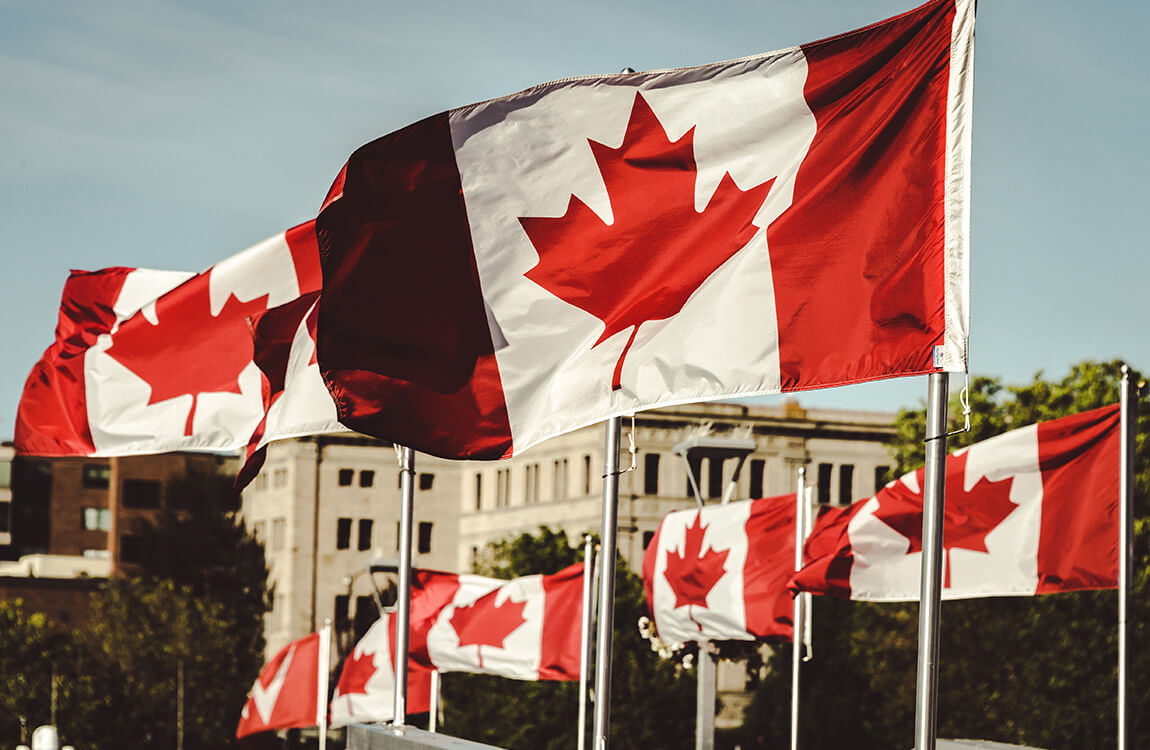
[
  {"xmin": 914, "ymin": 373, "xmax": 949, "ymax": 750},
  {"xmin": 393, "ymin": 445, "xmax": 416, "ymax": 725},
  {"xmin": 593, "ymin": 417, "xmax": 623, "ymax": 750},
  {"xmin": 1118, "ymin": 365, "xmax": 1139, "ymax": 750}
]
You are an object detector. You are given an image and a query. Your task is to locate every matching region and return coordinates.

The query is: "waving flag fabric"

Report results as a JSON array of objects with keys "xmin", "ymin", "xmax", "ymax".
[
  {"xmin": 16, "ymin": 222, "xmax": 322, "ymax": 458},
  {"xmin": 236, "ymin": 631, "xmax": 324, "ymax": 738},
  {"xmin": 329, "ymin": 615, "xmax": 433, "ymax": 728},
  {"xmin": 643, "ymin": 494, "xmax": 808, "ymax": 647},
  {"xmin": 791, "ymin": 405, "xmax": 1122, "ymax": 601},
  {"xmin": 405, "ymin": 564, "xmax": 584, "ymax": 681},
  {"xmin": 315, "ymin": 0, "xmax": 975, "ymax": 461},
  {"xmin": 236, "ymin": 292, "xmax": 345, "ymax": 488}
]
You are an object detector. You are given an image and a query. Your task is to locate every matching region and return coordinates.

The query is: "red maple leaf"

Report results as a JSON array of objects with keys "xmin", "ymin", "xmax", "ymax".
[
  {"xmin": 337, "ymin": 648, "xmax": 377, "ymax": 697},
  {"xmin": 520, "ymin": 92, "xmax": 775, "ymax": 390},
  {"xmin": 104, "ymin": 272, "xmax": 268, "ymax": 436},
  {"xmin": 663, "ymin": 512, "xmax": 729, "ymax": 631},
  {"xmin": 873, "ymin": 450, "xmax": 1017, "ymax": 588},
  {"xmin": 448, "ymin": 589, "xmax": 528, "ymax": 669}
]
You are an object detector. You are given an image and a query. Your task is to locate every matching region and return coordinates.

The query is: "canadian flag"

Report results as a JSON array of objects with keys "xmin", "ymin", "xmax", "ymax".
[
  {"xmin": 236, "ymin": 631, "xmax": 326, "ymax": 738},
  {"xmin": 643, "ymin": 494, "xmax": 805, "ymax": 646},
  {"xmin": 236, "ymin": 291, "xmax": 345, "ymax": 487},
  {"xmin": 406, "ymin": 564, "xmax": 584, "ymax": 681},
  {"xmin": 16, "ymin": 222, "xmax": 323, "ymax": 457},
  {"xmin": 791, "ymin": 404, "xmax": 1122, "ymax": 601},
  {"xmin": 329, "ymin": 615, "xmax": 433, "ymax": 728},
  {"xmin": 314, "ymin": 0, "xmax": 975, "ymax": 461}
]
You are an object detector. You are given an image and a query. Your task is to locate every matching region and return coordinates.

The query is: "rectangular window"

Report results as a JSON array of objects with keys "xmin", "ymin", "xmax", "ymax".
[
  {"xmin": 643, "ymin": 453, "xmax": 660, "ymax": 495},
  {"xmin": 707, "ymin": 457, "xmax": 725, "ymax": 499},
  {"xmin": 336, "ymin": 517, "xmax": 352, "ymax": 550},
  {"xmin": 838, "ymin": 464, "xmax": 855, "ymax": 506},
  {"xmin": 552, "ymin": 459, "xmax": 568, "ymax": 500},
  {"xmin": 82, "ymin": 507, "xmax": 112, "ymax": 532},
  {"xmin": 817, "ymin": 463, "xmax": 833, "ymax": 505},
  {"xmin": 121, "ymin": 479, "xmax": 161, "ymax": 509},
  {"xmin": 271, "ymin": 518, "xmax": 285, "ymax": 551},
  {"xmin": 419, "ymin": 473, "xmax": 435, "ymax": 491},
  {"xmin": 119, "ymin": 534, "xmax": 144, "ymax": 565},
  {"xmin": 359, "ymin": 470, "xmax": 375, "ymax": 488},
  {"xmin": 272, "ymin": 468, "xmax": 288, "ymax": 488},
  {"xmin": 82, "ymin": 464, "xmax": 110, "ymax": 489},
  {"xmin": 354, "ymin": 595, "xmax": 377, "ymax": 640},
  {"xmin": 0, "ymin": 501, "xmax": 9, "ymax": 534},
  {"xmin": 642, "ymin": 530, "xmax": 655, "ymax": 549},
  {"xmin": 749, "ymin": 459, "xmax": 765, "ymax": 499},
  {"xmin": 334, "ymin": 594, "xmax": 350, "ymax": 630},
  {"xmin": 496, "ymin": 468, "xmax": 511, "ymax": 508},
  {"xmin": 874, "ymin": 465, "xmax": 891, "ymax": 493},
  {"xmin": 358, "ymin": 519, "xmax": 373, "ymax": 551},
  {"xmin": 686, "ymin": 455, "xmax": 703, "ymax": 498},
  {"xmin": 338, "ymin": 468, "xmax": 354, "ymax": 486},
  {"xmin": 583, "ymin": 455, "xmax": 592, "ymax": 495},
  {"xmin": 418, "ymin": 522, "xmax": 433, "ymax": 554},
  {"xmin": 474, "ymin": 473, "xmax": 483, "ymax": 510},
  {"xmin": 524, "ymin": 464, "xmax": 540, "ymax": 504}
]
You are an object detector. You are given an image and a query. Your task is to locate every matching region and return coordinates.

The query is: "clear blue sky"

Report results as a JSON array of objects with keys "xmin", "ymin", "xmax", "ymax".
[{"xmin": 2, "ymin": 0, "xmax": 1147, "ymax": 442}]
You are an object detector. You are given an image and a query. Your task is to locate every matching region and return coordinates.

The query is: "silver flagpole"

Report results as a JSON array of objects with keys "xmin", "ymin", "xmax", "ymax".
[
  {"xmin": 914, "ymin": 373, "xmax": 949, "ymax": 750},
  {"xmin": 393, "ymin": 446, "xmax": 416, "ymax": 724},
  {"xmin": 428, "ymin": 670, "xmax": 440, "ymax": 733},
  {"xmin": 1118, "ymin": 365, "xmax": 1137, "ymax": 750},
  {"xmin": 790, "ymin": 466, "xmax": 807, "ymax": 750},
  {"xmin": 593, "ymin": 417, "xmax": 623, "ymax": 749},
  {"xmin": 317, "ymin": 619, "xmax": 332, "ymax": 750},
  {"xmin": 578, "ymin": 534, "xmax": 596, "ymax": 750}
]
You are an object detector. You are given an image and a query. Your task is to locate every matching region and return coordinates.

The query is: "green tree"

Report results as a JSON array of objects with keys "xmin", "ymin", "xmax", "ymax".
[
  {"xmin": 0, "ymin": 599, "xmax": 73, "ymax": 747},
  {"xmin": 442, "ymin": 527, "xmax": 696, "ymax": 750}
]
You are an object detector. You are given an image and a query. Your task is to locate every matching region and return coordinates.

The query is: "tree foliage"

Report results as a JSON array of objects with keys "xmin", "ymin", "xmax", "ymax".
[
  {"xmin": 443, "ymin": 527, "xmax": 696, "ymax": 749},
  {"xmin": 741, "ymin": 359, "xmax": 1148, "ymax": 749}
]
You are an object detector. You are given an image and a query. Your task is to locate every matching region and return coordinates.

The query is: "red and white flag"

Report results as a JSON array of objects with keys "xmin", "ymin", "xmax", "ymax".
[
  {"xmin": 16, "ymin": 222, "xmax": 322, "ymax": 457},
  {"xmin": 329, "ymin": 615, "xmax": 433, "ymax": 728},
  {"xmin": 643, "ymin": 495, "xmax": 802, "ymax": 646},
  {"xmin": 236, "ymin": 291, "xmax": 345, "ymax": 487},
  {"xmin": 791, "ymin": 405, "xmax": 1122, "ymax": 601},
  {"xmin": 406, "ymin": 564, "xmax": 584, "ymax": 681},
  {"xmin": 315, "ymin": 0, "xmax": 975, "ymax": 460},
  {"xmin": 236, "ymin": 631, "xmax": 326, "ymax": 738}
]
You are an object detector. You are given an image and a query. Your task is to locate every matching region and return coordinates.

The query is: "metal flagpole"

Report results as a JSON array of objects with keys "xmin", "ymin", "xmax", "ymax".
[
  {"xmin": 393, "ymin": 446, "xmax": 416, "ymax": 724},
  {"xmin": 913, "ymin": 373, "xmax": 949, "ymax": 750},
  {"xmin": 317, "ymin": 619, "xmax": 332, "ymax": 750},
  {"xmin": 578, "ymin": 534, "xmax": 596, "ymax": 750},
  {"xmin": 695, "ymin": 644, "xmax": 716, "ymax": 750},
  {"xmin": 428, "ymin": 670, "xmax": 440, "ymax": 733},
  {"xmin": 790, "ymin": 465, "xmax": 807, "ymax": 750},
  {"xmin": 593, "ymin": 417, "xmax": 622, "ymax": 750},
  {"xmin": 1118, "ymin": 365, "xmax": 1137, "ymax": 750}
]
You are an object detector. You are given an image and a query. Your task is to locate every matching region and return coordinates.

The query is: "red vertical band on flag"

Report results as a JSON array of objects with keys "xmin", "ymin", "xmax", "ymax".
[
  {"xmin": 315, "ymin": 113, "xmax": 514, "ymax": 460},
  {"xmin": 285, "ymin": 220, "xmax": 323, "ymax": 293},
  {"xmin": 1035, "ymin": 404, "xmax": 1122, "ymax": 594},
  {"xmin": 741, "ymin": 495, "xmax": 798, "ymax": 640},
  {"xmin": 538, "ymin": 563, "xmax": 584, "ymax": 680},
  {"xmin": 790, "ymin": 502, "xmax": 864, "ymax": 599},
  {"xmin": 15, "ymin": 268, "xmax": 134, "ymax": 456},
  {"xmin": 768, "ymin": 0, "xmax": 955, "ymax": 389}
]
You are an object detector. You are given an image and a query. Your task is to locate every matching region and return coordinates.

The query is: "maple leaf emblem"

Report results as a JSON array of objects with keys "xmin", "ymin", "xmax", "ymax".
[
  {"xmin": 104, "ymin": 272, "xmax": 268, "ymax": 436},
  {"xmin": 520, "ymin": 92, "xmax": 775, "ymax": 390},
  {"xmin": 448, "ymin": 589, "xmax": 528, "ymax": 669},
  {"xmin": 873, "ymin": 450, "xmax": 1017, "ymax": 588},
  {"xmin": 337, "ymin": 648, "xmax": 377, "ymax": 697},
  {"xmin": 663, "ymin": 512, "xmax": 729, "ymax": 631}
]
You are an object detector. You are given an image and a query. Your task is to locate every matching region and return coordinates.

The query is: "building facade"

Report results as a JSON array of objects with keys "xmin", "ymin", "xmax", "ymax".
[{"xmin": 242, "ymin": 399, "xmax": 897, "ymax": 662}]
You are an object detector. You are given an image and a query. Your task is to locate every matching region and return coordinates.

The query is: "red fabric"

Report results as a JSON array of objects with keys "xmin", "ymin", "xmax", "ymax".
[
  {"xmin": 538, "ymin": 563, "xmax": 584, "ymax": 680},
  {"xmin": 741, "ymin": 495, "xmax": 800, "ymax": 640},
  {"xmin": 15, "ymin": 268, "xmax": 133, "ymax": 455},
  {"xmin": 1036, "ymin": 404, "xmax": 1122, "ymax": 593},
  {"xmin": 236, "ymin": 632, "xmax": 321, "ymax": 738},
  {"xmin": 790, "ymin": 503, "xmax": 866, "ymax": 599},
  {"xmin": 314, "ymin": 112, "xmax": 514, "ymax": 461},
  {"xmin": 767, "ymin": 0, "xmax": 956, "ymax": 389}
]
